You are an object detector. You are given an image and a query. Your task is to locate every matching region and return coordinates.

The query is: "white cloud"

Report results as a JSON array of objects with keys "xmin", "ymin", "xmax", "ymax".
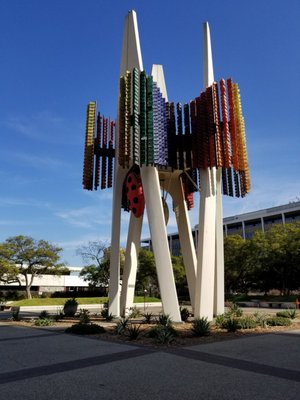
[
  {"xmin": 12, "ymin": 152, "xmax": 71, "ymax": 171},
  {"xmin": 5, "ymin": 110, "xmax": 80, "ymax": 145},
  {"xmin": 55, "ymin": 204, "xmax": 112, "ymax": 229},
  {"xmin": 0, "ymin": 196, "xmax": 52, "ymax": 209}
]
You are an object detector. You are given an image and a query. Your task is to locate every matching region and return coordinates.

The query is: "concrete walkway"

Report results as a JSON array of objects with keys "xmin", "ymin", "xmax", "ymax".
[{"xmin": 0, "ymin": 322, "xmax": 299, "ymax": 400}]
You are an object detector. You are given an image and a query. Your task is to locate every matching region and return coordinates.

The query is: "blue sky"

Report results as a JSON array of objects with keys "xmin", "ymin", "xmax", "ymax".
[{"xmin": 0, "ymin": 0, "xmax": 299, "ymax": 266}]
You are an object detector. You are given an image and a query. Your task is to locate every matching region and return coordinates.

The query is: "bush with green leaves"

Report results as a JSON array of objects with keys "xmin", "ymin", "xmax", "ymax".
[
  {"xmin": 215, "ymin": 313, "xmax": 227, "ymax": 328},
  {"xmin": 266, "ymin": 317, "xmax": 292, "ymax": 327},
  {"xmin": 148, "ymin": 325, "xmax": 177, "ymax": 345},
  {"xmin": 237, "ymin": 316, "xmax": 257, "ymax": 329},
  {"xmin": 53, "ymin": 309, "xmax": 64, "ymax": 321},
  {"xmin": 253, "ymin": 312, "xmax": 269, "ymax": 328},
  {"xmin": 126, "ymin": 324, "xmax": 141, "ymax": 340},
  {"xmin": 115, "ymin": 318, "xmax": 129, "ymax": 335},
  {"xmin": 276, "ymin": 309, "xmax": 297, "ymax": 319},
  {"xmin": 157, "ymin": 313, "xmax": 173, "ymax": 326},
  {"xmin": 128, "ymin": 306, "xmax": 141, "ymax": 318},
  {"xmin": 100, "ymin": 306, "xmax": 114, "ymax": 321},
  {"xmin": 192, "ymin": 317, "xmax": 211, "ymax": 336},
  {"xmin": 63, "ymin": 298, "xmax": 78, "ymax": 317},
  {"xmin": 142, "ymin": 312, "xmax": 153, "ymax": 324},
  {"xmin": 65, "ymin": 323, "xmax": 105, "ymax": 335},
  {"xmin": 223, "ymin": 317, "xmax": 240, "ymax": 332},
  {"xmin": 39, "ymin": 310, "xmax": 50, "ymax": 320},
  {"xmin": 228, "ymin": 303, "xmax": 243, "ymax": 317},
  {"xmin": 11, "ymin": 308, "xmax": 21, "ymax": 321},
  {"xmin": 34, "ymin": 318, "xmax": 53, "ymax": 327},
  {"xmin": 78, "ymin": 309, "xmax": 91, "ymax": 324},
  {"xmin": 180, "ymin": 307, "xmax": 190, "ymax": 322}
]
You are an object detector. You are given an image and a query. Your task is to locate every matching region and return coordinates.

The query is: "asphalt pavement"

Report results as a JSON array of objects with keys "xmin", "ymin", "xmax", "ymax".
[{"xmin": 0, "ymin": 321, "xmax": 299, "ymax": 400}]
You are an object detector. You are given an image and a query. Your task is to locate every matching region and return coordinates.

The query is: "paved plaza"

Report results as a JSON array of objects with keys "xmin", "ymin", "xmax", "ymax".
[{"xmin": 0, "ymin": 322, "xmax": 300, "ymax": 400}]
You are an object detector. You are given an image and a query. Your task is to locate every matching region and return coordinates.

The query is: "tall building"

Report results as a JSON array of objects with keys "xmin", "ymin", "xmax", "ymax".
[{"xmin": 141, "ymin": 201, "xmax": 300, "ymax": 256}]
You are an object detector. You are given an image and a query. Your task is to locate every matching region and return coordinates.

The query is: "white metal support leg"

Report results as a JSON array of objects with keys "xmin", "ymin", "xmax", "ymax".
[
  {"xmin": 120, "ymin": 213, "xmax": 143, "ymax": 316},
  {"xmin": 214, "ymin": 168, "xmax": 224, "ymax": 315},
  {"xmin": 109, "ymin": 167, "xmax": 127, "ymax": 317},
  {"xmin": 141, "ymin": 166, "xmax": 181, "ymax": 322},
  {"xmin": 168, "ymin": 176, "xmax": 197, "ymax": 309},
  {"xmin": 194, "ymin": 168, "xmax": 216, "ymax": 321}
]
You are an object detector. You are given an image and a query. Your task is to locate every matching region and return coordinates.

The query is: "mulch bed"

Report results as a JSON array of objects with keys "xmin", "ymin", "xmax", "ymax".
[{"xmin": 4, "ymin": 317, "xmax": 300, "ymax": 348}]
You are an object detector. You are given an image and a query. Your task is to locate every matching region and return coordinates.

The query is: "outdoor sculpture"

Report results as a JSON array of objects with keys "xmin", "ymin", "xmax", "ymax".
[{"xmin": 82, "ymin": 10, "xmax": 250, "ymax": 321}]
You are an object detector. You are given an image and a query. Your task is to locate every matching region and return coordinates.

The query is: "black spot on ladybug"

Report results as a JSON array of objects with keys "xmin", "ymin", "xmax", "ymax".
[
  {"xmin": 127, "ymin": 176, "xmax": 132, "ymax": 183},
  {"xmin": 131, "ymin": 184, "xmax": 137, "ymax": 190},
  {"xmin": 133, "ymin": 197, "xmax": 138, "ymax": 204}
]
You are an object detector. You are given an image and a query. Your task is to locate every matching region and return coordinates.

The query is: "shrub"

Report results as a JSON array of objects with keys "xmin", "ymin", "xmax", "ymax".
[
  {"xmin": 276, "ymin": 309, "xmax": 297, "ymax": 319},
  {"xmin": 228, "ymin": 303, "xmax": 243, "ymax": 317},
  {"xmin": 128, "ymin": 306, "xmax": 141, "ymax": 318},
  {"xmin": 101, "ymin": 309, "xmax": 114, "ymax": 321},
  {"xmin": 126, "ymin": 324, "xmax": 141, "ymax": 340},
  {"xmin": 78, "ymin": 309, "xmax": 91, "ymax": 324},
  {"xmin": 39, "ymin": 310, "xmax": 50, "ymax": 320},
  {"xmin": 63, "ymin": 298, "xmax": 78, "ymax": 317},
  {"xmin": 157, "ymin": 313, "xmax": 173, "ymax": 326},
  {"xmin": 100, "ymin": 304, "xmax": 114, "ymax": 321},
  {"xmin": 53, "ymin": 309, "xmax": 64, "ymax": 321},
  {"xmin": 223, "ymin": 317, "xmax": 240, "ymax": 332},
  {"xmin": 65, "ymin": 323, "xmax": 105, "ymax": 335},
  {"xmin": 115, "ymin": 318, "xmax": 129, "ymax": 335},
  {"xmin": 192, "ymin": 317, "xmax": 211, "ymax": 336},
  {"xmin": 180, "ymin": 307, "xmax": 190, "ymax": 322},
  {"xmin": 11, "ymin": 307, "xmax": 21, "ymax": 321},
  {"xmin": 40, "ymin": 292, "xmax": 51, "ymax": 298},
  {"xmin": 238, "ymin": 316, "xmax": 257, "ymax": 329},
  {"xmin": 5, "ymin": 290, "xmax": 26, "ymax": 301},
  {"xmin": 215, "ymin": 313, "xmax": 227, "ymax": 328},
  {"xmin": 266, "ymin": 317, "xmax": 292, "ymax": 327},
  {"xmin": 142, "ymin": 312, "xmax": 153, "ymax": 324},
  {"xmin": 34, "ymin": 318, "xmax": 53, "ymax": 327},
  {"xmin": 253, "ymin": 312, "xmax": 269, "ymax": 328},
  {"xmin": 148, "ymin": 325, "xmax": 177, "ymax": 345}
]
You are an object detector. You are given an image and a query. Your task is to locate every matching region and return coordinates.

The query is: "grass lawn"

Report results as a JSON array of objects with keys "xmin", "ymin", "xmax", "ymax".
[{"xmin": 11, "ymin": 296, "xmax": 160, "ymax": 307}]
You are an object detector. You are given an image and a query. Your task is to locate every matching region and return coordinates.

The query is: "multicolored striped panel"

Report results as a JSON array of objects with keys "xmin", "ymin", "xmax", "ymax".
[{"xmin": 84, "ymin": 71, "xmax": 250, "ymax": 204}]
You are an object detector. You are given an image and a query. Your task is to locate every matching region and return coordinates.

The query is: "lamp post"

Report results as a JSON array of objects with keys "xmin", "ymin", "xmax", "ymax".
[{"xmin": 144, "ymin": 289, "xmax": 147, "ymax": 313}]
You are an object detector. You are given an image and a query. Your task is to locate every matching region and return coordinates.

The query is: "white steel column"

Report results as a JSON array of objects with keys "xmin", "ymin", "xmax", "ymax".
[
  {"xmin": 168, "ymin": 175, "xmax": 197, "ymax": 309},
  {"xmin": 194, "ymin": 22, "xmax": 219, "ymax": 321},
  {"xmin": 120, "ymin": 213, "xmax": 143, "ymax": 316},
  {"xmin": 109, "ymin": 167, "xmax": 127, "ymax": 317},
  {"xmin": 141, "ymin": 166, "xmax": 181, "ymax": 322},
  {"xmin": 109, "ymin": 10, "xmax": 143, "ymax": 317},
  {"xmin": 195, "ymin": 168, "xmax": 216, "ymax": 320},
  {"xmin": 214, "ymin": 168, "xmax": 225, "ymax": 315}
]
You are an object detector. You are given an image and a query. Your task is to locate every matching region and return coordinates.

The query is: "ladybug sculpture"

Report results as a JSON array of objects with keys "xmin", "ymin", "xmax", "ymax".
[{"xmin": 125, "ymin": 171, "xmax": 145, "ymax": 218}]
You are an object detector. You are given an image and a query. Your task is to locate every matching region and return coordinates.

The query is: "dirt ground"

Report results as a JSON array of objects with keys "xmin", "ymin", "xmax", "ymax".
[{"xmin": 4, "ymin": 315, "xmax": 300, "ymax": 348}]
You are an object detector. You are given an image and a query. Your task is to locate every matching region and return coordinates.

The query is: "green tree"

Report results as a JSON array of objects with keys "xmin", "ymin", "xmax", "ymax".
[
  {"xmin": 171, "ymin": 255, "xmax": 188, "ymax": 298},
  {"xmin": 249, "ymin": 222, "xmax": 300, "ymax": 295},
  {"xmin": 77, "ymin": 241, "xmax": 125, "ymax": 289},
  {"xmin": 0, "ymin": 235, "xmax": 64, "ymax": 299},
  {"xmin": 136, "ymin": 250, "xmax": 188, "ymax": 298},
  {"xmin": 136, "ymin": 249, "xmax": 158, "ymax": 295},
  {"xmin": 0, "ymin": 259, "xmax": 20, "ymax": 284},
  {"xmin": 224, "ymin": 235, "xmax": 252, "ymax": 293}
]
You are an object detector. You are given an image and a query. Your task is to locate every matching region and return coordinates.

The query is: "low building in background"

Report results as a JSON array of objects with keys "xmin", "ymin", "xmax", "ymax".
[
  {"xmin": 0, "ymin": 266, "xmax": 88, "ymax": 295},
  {"xmin": 141, "ymin": 201, "xmax": 300, "ymax": 256}
]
